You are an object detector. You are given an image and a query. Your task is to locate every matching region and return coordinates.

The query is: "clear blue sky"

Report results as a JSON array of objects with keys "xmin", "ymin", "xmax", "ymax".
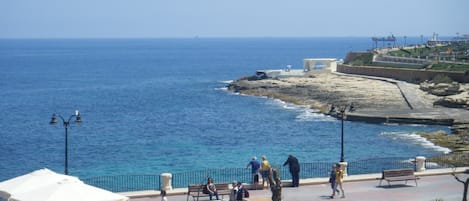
[{"xmin": 1, "ymin": 0, "xmax": 468, "ymax": 38}]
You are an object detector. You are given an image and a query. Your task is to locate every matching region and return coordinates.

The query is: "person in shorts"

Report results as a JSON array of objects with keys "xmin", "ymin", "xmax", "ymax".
[{"xmin": 260, "ymin": 155, "xmax": 271, "ymax": 189}]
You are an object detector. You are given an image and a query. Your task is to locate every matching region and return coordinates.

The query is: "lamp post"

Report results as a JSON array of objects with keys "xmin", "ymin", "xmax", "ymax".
[
  {"xmin": 49, "ymin": 110, "xmax": 82, "ymax": 175},
  {"xmin": 336, "ymin": 103, "xmax": 354, "ymax": 162},
  {"xmin": 335, "ymin": 104, "xmax": 355, "ymax": 176},
  {"xmin": 338, "ymin": 106, "xmax": 346, "ymax": 162}
]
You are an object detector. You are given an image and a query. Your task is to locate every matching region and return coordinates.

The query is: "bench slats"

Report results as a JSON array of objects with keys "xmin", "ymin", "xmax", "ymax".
[
  {"xmin": 379, "ymin": 168, "xmax": 419, "ymax": 187},
  {"xmin": 187, "ymin": 183, "xmax": 231, "ymax": 201}
]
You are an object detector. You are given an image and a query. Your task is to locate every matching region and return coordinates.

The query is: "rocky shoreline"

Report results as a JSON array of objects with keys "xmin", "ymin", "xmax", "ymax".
[
  {"xmin": 228, "ymin": 71, "xmax": 469, "ymax": 166},
  {"xmin": 228, "ymin": 72, "xmax": 409, "ymax": 114}
]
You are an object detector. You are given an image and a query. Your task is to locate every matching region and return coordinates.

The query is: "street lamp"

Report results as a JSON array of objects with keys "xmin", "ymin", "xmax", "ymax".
[
  {"xmin": 337, "ymin": 104, "xmax": 355, "ymax": 162},
  {"xmin": 49, "ymin": 110, "xmax": 82, "ymax": 175},
  {"xmin": 338, "ymin": 106, "xmax": 346, "ymax": 162}
]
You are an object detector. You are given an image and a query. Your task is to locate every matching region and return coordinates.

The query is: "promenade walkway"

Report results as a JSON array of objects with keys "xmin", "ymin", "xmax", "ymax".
[{"xmin": 128, "ymin": 168, "xmax": 468, "ymax": 201}]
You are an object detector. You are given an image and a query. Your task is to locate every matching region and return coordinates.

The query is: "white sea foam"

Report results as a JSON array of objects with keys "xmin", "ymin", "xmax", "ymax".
[
  {"xmin": 296, "ymin": 110, "xmax": 337, "ymax": 122},
  {"xmin": 425, "ymin": 162, "xmax": 440, "ymax": 168},
  {"xmin": 401, "ymin": 158, "xmax": 417, "ymax": 164},
  {"xmin": 265, "ymin": 98, "xmax": 336, "ymax": 122},
  {"xmin": 268, "ymin": 99, "xmax": 299, "ymax": 110},
  {"xmin": 380, "ymin": 131, "xmax": 451, "ymax": 154},
  {"xmin": 219, "ymin": 80, "xmax": 234, "ymax": 84},
  {"xmin": 399, "ymin": 158, "xmax": 442, "ymax": 168},
  {"xmin": 214, "ymin": 87, "xmax": 228, "ymax": 91},
  {"xmin": 222, "ymin": 89, "xmax": 338, "ymax": 122}
]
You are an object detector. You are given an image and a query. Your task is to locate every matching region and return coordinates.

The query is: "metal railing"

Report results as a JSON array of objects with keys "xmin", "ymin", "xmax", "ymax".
[
  {"xmin": 348, "ymin": 157, "xmax": 417, "ymax": 175},
  {"xmin": 425, "ymin": 152, "xmax": 468, "ymax": 169},
  {"xmin": 82, "ymin": 155, "xmax": 467, "ymax": 192},
  {"xmin": 274, "ymin": 162, "xmax": 335, "ymax": 180},
  {"xmin": 172, "ymin": 168, "xmax": 250, "ymax": 189},
  {"xmin": 83, "ymin": 174, "xmax": 160, "ymax": 192}
]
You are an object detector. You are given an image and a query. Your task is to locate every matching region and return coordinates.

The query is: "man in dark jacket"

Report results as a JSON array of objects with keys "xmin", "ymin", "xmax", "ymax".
[{"xmin": 283, "ymin": 155, "xmax": 300, "ymax": 187}]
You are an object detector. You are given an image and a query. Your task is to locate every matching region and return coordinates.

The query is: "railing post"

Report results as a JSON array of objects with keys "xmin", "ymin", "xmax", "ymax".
[
  {"xmin": 160, "ymin": 173, "xmax": 173, "ymax": 191},
  {"xmin": 415, "ymin": 156, "xmax": 426, "ymax": 172},
  {"xmin": 339, "ymin": 161, "xmax": 348, "ymax": 176}
]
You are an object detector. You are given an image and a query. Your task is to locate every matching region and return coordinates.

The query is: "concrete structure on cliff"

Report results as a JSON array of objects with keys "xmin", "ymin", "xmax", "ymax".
[
  {"xmin": 303, "ymin": 58, "xmax": 338, "ymax": 72},
  {"xmin": 255, "ymin": 58, "xmax": 339, "ymax": 79}
]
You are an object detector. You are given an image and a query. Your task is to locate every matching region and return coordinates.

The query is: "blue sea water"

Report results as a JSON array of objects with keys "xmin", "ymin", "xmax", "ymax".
[{"xmin": 0, "ymin": 38, "xmax": 449, "ymax": 181}]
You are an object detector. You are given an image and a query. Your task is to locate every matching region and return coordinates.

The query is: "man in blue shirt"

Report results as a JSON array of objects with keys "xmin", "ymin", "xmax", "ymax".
[{"xmin": 246, "ymin": 156, "xmax": 261, "ymax": 189}]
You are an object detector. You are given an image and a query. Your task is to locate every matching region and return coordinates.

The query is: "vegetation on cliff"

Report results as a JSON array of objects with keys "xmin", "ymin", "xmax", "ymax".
[{"xmin": 346, "ymin": 40, "xmax": 469, "ymax": 72}]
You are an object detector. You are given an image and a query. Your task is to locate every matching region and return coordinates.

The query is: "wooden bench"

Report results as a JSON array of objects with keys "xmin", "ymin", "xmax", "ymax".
[
  {"xmin": 187, "ymin": 183, "xmax": 231, "ymax": 201},
  {"xmin": 378, "ymin": 168, "xmax": 419, "ymax": 187}
]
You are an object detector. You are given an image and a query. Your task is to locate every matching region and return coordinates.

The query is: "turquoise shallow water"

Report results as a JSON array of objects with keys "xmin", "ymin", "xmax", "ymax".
[{"xmin": 0, "ymin": 38, "xmax": 449, "ymax": 181}]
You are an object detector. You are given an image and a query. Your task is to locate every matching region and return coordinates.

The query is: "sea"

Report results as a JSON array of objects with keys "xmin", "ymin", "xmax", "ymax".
[{"xmin": 0, "ymin": 37, "xmax": 451, "ymax": 181}]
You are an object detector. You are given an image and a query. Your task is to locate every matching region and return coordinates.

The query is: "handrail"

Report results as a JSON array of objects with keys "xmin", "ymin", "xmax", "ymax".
[{"xmin": 83, "ymin": 154, "xmax": 467, "ymax": 192}]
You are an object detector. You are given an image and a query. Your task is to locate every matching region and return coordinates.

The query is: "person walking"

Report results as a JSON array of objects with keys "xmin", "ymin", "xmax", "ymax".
[
  {"xmin": 236, "ymin": 181, "xmax": 247, "ymax": 201},
  {"xmin": 246, "ymin": 156, "xmax": 261, "ymax": 189},
  {"xmin": 229, "ymin": 180, "xmax": 238, "ymax": 201},
  {"xmin": 330, "ymin": 163, "xmax": 345, "ymax": 199},
  {"xmin": 160, "ymin": 190, "xmax": 168, "ymax": 201},
  {"xmin": 260, "ymin": 155, "xmax": 271, "ymax": 189},
  {"xmin": 283, "ymin": 154, "xmax": 300, "ymax": 187},
  {"xmin": 328, "ymin": 165, "xmax": 340, "ymax": 197}
]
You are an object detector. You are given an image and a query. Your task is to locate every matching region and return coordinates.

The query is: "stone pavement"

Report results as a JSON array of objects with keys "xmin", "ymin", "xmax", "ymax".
[
  {"xmin": 396, "ymin": 81, "xmax": 469, "ymax": 124},
  {"xmin": 335, "ymin": 72, "xmax": 469, "ymax": 124},
  {"xmin": 129, "ymin": 173, "xmax": 467, "ymax": 201}
]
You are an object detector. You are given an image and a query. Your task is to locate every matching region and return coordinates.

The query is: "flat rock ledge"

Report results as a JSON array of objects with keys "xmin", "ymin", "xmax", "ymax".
[
  {"xmin": 228, "ymin": 72, "xmax": 409, "ymax": 114},
  {"xmin": 228, "ymin": 72, "xmax": 455, "ymax": 125}
]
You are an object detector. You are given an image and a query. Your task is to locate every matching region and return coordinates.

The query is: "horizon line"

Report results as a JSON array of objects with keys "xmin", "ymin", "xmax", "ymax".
[{"xmin": 0, "ymin": 35, "xmax": 451, "ymax": 40}]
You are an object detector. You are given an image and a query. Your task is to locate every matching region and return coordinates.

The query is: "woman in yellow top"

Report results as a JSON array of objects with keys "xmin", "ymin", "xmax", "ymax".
[
  {"xmin": 260, "ymin": 155, "xmax": 271, "ymax": 189},
  {"xmin": 331, "ymin": 163, "xmax": 345, "ymax": 199}
]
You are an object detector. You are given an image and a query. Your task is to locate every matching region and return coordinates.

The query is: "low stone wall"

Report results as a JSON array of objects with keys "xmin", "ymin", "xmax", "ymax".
[
  {"xmin": 337, "ymin": 65, "xmax": 469, "ymax": 83},
  {"xmin": 346, "ymin": 113, "xmax": 454, "ymax": 126}
]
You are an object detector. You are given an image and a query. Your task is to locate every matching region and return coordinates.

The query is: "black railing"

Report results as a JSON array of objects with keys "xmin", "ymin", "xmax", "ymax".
[
  {"xmin": 348, "ymin": 157, "xmax": 417, "ymax": 175},
  {"xmin": 273, "ymin": 162, "xmax": 335, "ymax": 180},
  {"xmin": 83, "ymin": 174, "xmax": 160, "ymax": 192},
  {"xmin": 425, "ymin": 152, "xmax": 468, "ymax": 169},
  {"xmin": 172, "ymin": 168, "xmax": 251, "ymax": 189},
  {"xmin": 82, "ymin": 155, "xmax": 467, "ymax": 192}
]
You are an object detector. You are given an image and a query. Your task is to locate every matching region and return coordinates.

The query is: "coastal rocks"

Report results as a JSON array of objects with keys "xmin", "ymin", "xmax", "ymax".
[
  {"xmin": 429, "ymin": 153, "xmax": 469, "ymax": 167},
  {"xmin": 451, "ymin": 124, "xmax": 469, "ymax": 136},
  {"xmin": 418, "ymin": 130, "xmax": 468, "ymax": 153},
  {"xmin": 434, "ymin": 92, "xmax": 469, "ymax": 109},
  {"xmin": 420, "ymin": 81, "xmax": 461, "ymax": 96},
  {"xmin": 418, "ymin": 130, "xmax": 469, "ymax": 166},
  {"xmin": 420, "ymin": 81, "xmax": 469, "ymax": 109},
  {"xmin": 227, "ymin": 72, "xmax": 410, "ymax": 113}
]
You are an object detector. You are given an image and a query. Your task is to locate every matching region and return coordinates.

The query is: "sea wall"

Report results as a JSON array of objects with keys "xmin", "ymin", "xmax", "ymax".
[
  {"xmin": 337, "ymin": 64, "xmax": 469, "ymax": 83},
  {"xmin": 344, "ymin": 113, "xmax": 454, "ymax": 126}
]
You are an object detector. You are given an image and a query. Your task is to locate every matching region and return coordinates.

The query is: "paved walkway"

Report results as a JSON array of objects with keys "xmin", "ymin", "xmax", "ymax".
[
  {"xmin": 335, "ymin": 72, "xmax": 469, "ymax": 124},
  {"xmin": 397, "ymin": 81, "xmax": 469, "ymax": 124},
  {"xmin": 129, "ymin": 173, "xmax": 467, "ymax": 201}
]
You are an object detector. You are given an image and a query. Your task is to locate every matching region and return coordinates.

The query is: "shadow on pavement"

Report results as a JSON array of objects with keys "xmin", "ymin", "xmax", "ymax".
[{"xmin": 376, "ymin": 184, "xmax": 417, "ymax": 189}]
